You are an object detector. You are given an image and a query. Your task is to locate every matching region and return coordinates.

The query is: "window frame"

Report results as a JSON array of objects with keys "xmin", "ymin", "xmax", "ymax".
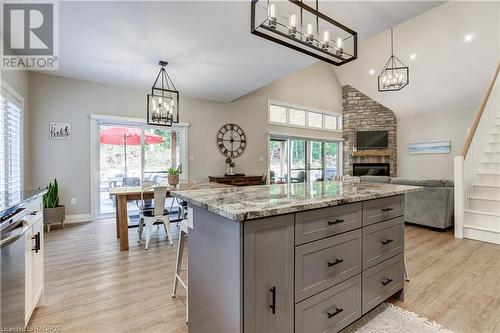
[
  {"xmin": 0, "ymin": 81, "xmax": 25, "ymax": 207},
  {"xmin": 267, "ymin": 99, "xmax": 342, "ymax": 133}
]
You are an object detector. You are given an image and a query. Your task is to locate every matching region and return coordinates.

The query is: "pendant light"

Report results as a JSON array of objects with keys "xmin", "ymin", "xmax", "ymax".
[
  {"xmin": 378, "ymin": 28, "xmax": 409, "ymax": 92},
  {"xmin": 251, "ymin": 0, "xmax": 357, "ymax": 66},
  {"xmin": 147, "ymin": 61, "xmax": 179, "ymax": 126}
]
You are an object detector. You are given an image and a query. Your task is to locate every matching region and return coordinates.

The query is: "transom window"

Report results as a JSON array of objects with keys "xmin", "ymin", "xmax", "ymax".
[{"xmin": 268, "ymin": 101, "xmax": 342, "ymax": 131}]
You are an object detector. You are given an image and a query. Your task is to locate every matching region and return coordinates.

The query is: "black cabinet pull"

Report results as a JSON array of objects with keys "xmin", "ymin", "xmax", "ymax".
[
  {"xmin": 31, "ymin": 232, "xmax": 40, "ymax": 253},
  {"xmin": 381, "ymin": 239, "xmax": 394, "ymax": 245},
  {"xmin": 381, "ymin": 278, "xmax": 394, "ymax": 286},
  {"xmin": 327, "ymin": 307, "xmax": 344, "ymax": 318},
  {"xmin": 381, "ymin": 207, "xmax": 394, "ymax": 212},
  {"xmin": 327, "ymin": 219, "xmax": 344, "ymax": 226},
  {"xmin": 269, "ymin": 286, "xmax": 276, "ymax": 315},
  {"xmin": 327, "ymin": 258, "xmax": 344, "ymax": 267}
]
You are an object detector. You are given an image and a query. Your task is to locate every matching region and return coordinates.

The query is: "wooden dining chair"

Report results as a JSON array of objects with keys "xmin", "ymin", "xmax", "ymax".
[
  {"xmin": 137, "ymin": 186, "xmax": 173, "ymax": 249},
  {"xmin": 172, "ymin": 182, "xmax": 221, "ymax": 323}
]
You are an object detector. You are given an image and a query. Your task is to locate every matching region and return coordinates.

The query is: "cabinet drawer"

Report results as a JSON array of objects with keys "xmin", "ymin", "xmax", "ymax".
[
  {"xmin": 362, "ymin": 254, "xmax": 404, "ymax": 314},
  {"xmin": 363, "ymin": 217, "xmax": 404, "ymax": 269},
  {"xmin": 295, "ymin": 229, "xmax": 362, "ymax": 302},
  {"xmin": 363, "ymin": 195, "xmax": 404, "ymax": 226},
  {"xmin": 295, "ymin": 203, "xmax": 362, "ymax": 245},
  {"xmin": 295, "ymin": 275, "xmax": 361, "ymax": 333}
]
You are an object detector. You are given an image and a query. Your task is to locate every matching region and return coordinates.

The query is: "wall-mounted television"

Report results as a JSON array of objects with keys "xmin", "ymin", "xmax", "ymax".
[{"xmin": 356, "ymin": 131, "xmax": 388, "ymax": 150}]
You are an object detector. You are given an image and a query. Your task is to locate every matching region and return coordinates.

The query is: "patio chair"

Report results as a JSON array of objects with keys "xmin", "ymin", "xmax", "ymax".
[{"xmin": 137, "ymin": 186, "xmax": 173, "ymax": 249}]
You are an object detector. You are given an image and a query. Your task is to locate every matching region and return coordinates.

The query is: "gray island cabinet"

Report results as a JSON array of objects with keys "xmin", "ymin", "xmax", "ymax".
[{"xmin": 173, "ymin": 181, "xmax": 420, "ymax": 333}]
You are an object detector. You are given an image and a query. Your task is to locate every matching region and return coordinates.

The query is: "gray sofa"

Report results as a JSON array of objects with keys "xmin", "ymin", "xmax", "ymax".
[{"xmin": 360, "ymin": 176, "xmax": 454, "ymax": 230}]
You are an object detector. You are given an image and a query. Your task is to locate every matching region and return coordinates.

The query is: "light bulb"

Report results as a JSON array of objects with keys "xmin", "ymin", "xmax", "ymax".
[
  {"xmin": 307, "ymin": 23, "xmax": 313, "ymax": 35},
  {"xmin": 323, "ymin": 30, "xmax": 329, "ymax": 43},
  {"xmin": 268, "ymin": 4, "xmax": 275, "ymax": 18},
  {"xmin": 306, "ymin": 23, "xmax": 314, "ymax": 44},
  {"xmin": 268, "ymin": 3, "xmax": 277, "ymax": 28},
  {"xmin": 170, "ymin": 99, "xmax": 174, "ymax": 106},
  {"xmin": 322, "ymin": 30, "xmax": 330, "ymax": 50},
  {"xmin": 288, "ymin": 14, "xmax": 297, "ymax": 37},
  {"xmin": 335, "ymin": 38, "xmax": 343, "ymax": 56}
]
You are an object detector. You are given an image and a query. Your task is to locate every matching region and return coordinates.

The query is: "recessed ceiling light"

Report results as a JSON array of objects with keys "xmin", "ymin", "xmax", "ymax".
[
  {"xmin": 409, "ymin": 54, "xmax": 417, "ymax": 60},
  {"xmin": 369, "ymin": 69, "xmax": 375, "ymax": 75},
  {"xmin": 464, "ymin": 33, "xmax": 474, "ymax": 42}
]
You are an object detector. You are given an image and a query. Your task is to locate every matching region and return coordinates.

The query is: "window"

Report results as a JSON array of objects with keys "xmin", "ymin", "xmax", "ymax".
[
  {"xmin": 269, "ymin": 104, "xmax": 287, "ymax": 124},
  {"xmin": 268, "ymin": 101, "xmax": 341, "ymax": 131},
  {"xmin": 269, "ymin": 136, "xmax": 341, "ymax": 184},
  {"xmin": 0, "ymin": 87, "xmax": 23, "ymax": 207},
  {"xmin": 289, "ymin": 108, "xmax": 306, "ymax": 126}
]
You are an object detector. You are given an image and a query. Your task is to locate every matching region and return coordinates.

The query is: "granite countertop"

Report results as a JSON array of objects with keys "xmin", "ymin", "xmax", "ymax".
[
  {"xmin": 172, "ymin": 181, "xmax": 421, "ymax": 221},
  {"xmin": 0, "ymin": 189, "xmax": 47, "ymax": 219}
]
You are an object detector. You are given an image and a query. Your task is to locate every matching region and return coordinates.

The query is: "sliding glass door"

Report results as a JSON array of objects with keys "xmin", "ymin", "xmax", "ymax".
[
  {"xmin": 290, "ymin": 139, "xmax": 306, "ymax": 183},
  {"xmin": 269, "ymin": 136, "xmax": 340, "ymax": 185},
  {"xmin": 97, "ymin": 122, "xmax": 186, "ymax": 217}
]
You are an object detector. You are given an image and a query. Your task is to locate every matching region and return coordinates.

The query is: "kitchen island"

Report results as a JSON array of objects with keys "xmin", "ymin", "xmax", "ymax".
[{"xmin": 173, "ymin": 181, "xmax": 421, "ymax": 333}]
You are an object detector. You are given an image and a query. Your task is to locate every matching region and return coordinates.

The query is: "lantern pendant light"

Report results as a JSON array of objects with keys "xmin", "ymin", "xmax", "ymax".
[
  {"xmin": 147, "ymin": 61, "xmax": 179, "ymax": 126},
  {"xmin": 378, "ymin": 28, "xmax": 409, "ymax": 92}
]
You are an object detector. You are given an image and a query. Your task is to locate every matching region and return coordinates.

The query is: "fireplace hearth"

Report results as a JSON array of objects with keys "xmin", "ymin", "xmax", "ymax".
[{"xmin": 353, "ymin": 163, "xmax": 390, "ymax": 177}]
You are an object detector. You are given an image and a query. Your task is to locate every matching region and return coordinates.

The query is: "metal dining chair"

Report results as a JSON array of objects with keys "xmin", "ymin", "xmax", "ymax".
[
  {"xmin": 137, "ymin": 186, "xmax": 173, "ymax": 249},
  {"xmin": 172, "ymin": 182, "xmax": 221, "ymax": 323}
]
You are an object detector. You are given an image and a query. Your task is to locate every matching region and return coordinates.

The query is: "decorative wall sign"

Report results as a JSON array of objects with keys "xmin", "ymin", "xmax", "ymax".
[
  {"xmin": 216, "ymin": 124, "xmax": 247, "ymax": 158},
  {"xmin": 49, "ymin": 122, "xmax": 71, "ymax": 140},
  {"xmin": 409, "ymin": 141, "xmax": 451, "ymax": 154}
]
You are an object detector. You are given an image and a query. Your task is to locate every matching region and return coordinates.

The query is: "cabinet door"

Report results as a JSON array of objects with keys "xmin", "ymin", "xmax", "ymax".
[
  {"xmin": 25, "ymin": 226, "xmax": 33, "ymax": 323},
  {"xmin": 243, "ymin": 215, "xmax": 294, "ymax": 333},
  {"xmin": 31, "ymin": 219, "xmax": 44, "ymax": 307}
]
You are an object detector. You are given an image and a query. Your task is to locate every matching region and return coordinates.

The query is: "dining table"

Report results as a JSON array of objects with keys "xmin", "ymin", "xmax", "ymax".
[{"xmin": 109, "ymin": 182, "xmax": 232, "ymax": 251}]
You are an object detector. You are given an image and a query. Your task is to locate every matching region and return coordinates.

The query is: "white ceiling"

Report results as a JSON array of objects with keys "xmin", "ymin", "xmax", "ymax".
[
  {"xmin": 48, "ymin": 1, "xmax": 444, "ymax": 102},
  {"xmin": 334, "ymin": 1, "xmax": 500, "ymax": 116}
]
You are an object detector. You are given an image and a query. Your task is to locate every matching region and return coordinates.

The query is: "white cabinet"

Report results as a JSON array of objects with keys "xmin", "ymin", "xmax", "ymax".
[{"xmin": 24, "ymin": 198, "xmax": 44, "ymax": 327}]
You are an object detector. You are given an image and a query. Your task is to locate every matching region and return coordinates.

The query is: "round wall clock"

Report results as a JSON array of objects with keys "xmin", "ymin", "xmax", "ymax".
[{"xmin": 216, "ymin": 123, "xmax": 247, "ymax": 158}]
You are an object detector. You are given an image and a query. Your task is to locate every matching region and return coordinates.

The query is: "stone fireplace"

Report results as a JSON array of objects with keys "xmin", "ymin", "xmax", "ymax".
[{"xmin": 342, "ymin": 85, "xmax": 397, "ymax": 177}]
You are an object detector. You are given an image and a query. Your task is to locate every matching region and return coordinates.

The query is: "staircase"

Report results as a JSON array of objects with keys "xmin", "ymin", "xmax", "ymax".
[{"xmin": 455, "ymin": 62, "xmax": 500, "ymax": 244}]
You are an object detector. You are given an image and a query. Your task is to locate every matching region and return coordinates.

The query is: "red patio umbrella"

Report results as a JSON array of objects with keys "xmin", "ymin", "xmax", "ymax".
[{"xmin": 99, "ymin": 127, "xmax": 164, "ymax": 178}]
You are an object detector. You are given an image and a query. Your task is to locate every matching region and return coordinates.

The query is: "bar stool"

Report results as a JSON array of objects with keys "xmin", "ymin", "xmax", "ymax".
[{"xmin": 171, "ymin": 182, "xmax": 220, "ymax": 324}]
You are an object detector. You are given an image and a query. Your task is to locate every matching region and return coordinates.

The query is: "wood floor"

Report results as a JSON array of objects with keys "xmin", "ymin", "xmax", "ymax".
[{"xmin": 29, "ymin": 221, "xmax": 500, "ymax": 333}]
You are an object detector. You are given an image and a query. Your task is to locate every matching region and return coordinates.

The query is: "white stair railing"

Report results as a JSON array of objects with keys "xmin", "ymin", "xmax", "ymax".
[{"xmin": 455, "ymin": 61, "xmax": 500, "ymax": 239}]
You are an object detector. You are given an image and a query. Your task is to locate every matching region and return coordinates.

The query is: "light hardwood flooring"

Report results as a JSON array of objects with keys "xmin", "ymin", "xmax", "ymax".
[{"xmin": 29, "ymin": 221, "xmax": 500, "ymax": 333}]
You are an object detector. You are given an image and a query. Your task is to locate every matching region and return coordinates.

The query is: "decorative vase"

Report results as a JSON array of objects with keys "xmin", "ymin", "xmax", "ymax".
[{"xmin": 168, "ymin": 175, "xmax": 179, "ymax": 187}]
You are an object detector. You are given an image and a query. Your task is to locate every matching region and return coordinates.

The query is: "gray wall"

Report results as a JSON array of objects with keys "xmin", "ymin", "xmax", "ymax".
[
  {"xmin": 26, "ymin": 62, "xmax": 343, "ymax": 216},
  {"xmin": 397, "ymin": 108, "xmax": 475, "ymax": 180}
]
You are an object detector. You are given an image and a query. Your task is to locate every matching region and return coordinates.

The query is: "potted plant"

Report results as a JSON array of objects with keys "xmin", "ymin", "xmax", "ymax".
[
  {"xmin": 225, "ymin": 158, "xmax": 235, "ymax": 176},
  {"xmin": 167, "ymin": 167, "xmax": 181, "ymax": 187},
  {"xmin": 43, "ymin": 179, "xmax": 65, "ymax": 232}
]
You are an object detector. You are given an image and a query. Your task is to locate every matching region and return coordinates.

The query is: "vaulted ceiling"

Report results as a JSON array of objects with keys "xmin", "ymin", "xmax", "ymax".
[
  {"xmin": 334, "ymin": 1, "xmax": 500, "ymax": 116},
  {"xmin": 47, "ymin": 1, "xmax": 443, "ymax": 102}
]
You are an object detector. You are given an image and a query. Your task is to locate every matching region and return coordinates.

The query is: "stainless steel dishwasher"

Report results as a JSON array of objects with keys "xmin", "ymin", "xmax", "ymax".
[{"xmin": 1, "ymin": 208, "xmax": 29, "ymax": 330}]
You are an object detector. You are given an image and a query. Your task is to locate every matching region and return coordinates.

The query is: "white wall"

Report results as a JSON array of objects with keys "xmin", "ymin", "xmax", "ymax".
[
  {"xmin": 397, "ymin": 108, "xmax": 475, "ymax": 179},
  {"xmin": 26, "ymin": 61, "xmax": 343, "ymax": 215}
]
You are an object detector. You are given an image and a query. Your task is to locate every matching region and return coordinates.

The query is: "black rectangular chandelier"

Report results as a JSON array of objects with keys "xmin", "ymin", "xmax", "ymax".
[
  {"xmin": 147, "ymin": 61, "xmax": 179, "ymax": 126},
  {"xmin": 251, "ymin": 0, "xmax": 357, "ymax": 66}
]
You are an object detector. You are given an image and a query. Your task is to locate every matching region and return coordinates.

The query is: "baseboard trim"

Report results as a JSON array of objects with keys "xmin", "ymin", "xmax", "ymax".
[
  {"xmin": 463, "ymin": 226, "xmax": 500, "ymax": 245},
  {"xmin": 65, "ymin": 213, "xmax": 93, "ymax": 224}
]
